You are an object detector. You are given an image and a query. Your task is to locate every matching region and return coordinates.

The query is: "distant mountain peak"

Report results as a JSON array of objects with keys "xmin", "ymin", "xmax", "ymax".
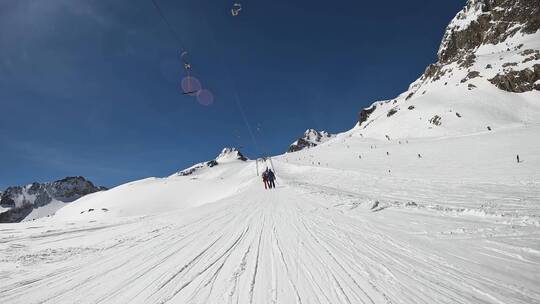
[
  {"xmin": 0, "ymin": 176, "xmax": 107, "ymax": 223},
  {"xmin": 177, "ymin": 147, "xmax": 247, "ymax": 176},
  {"xmin": 216, "ymin": 147, "xmax": 248, "ymax": 162},
  {"xmin": 287, "ymin": 129, "xmax": 334, "ymax": 153}
]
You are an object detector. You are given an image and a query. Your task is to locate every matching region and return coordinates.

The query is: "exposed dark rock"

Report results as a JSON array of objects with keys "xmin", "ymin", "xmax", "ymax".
[
  {"xmin": 358, "ymin": 105, "xmax": 376, "ymax": 127},
  {"xmin": 458, "ymin": 54, "xmax": 476, "ymax": 69},
  {"xmin": 438, "ymin": 0, "xmax": 540, "ymax": 64},
  {"xmin": 287, "ymin": 129, "xmax": 334, "ymax": 153},
  {"xmin": 387, "ymin": 108, "xmax": 398, "ymax": 117},
  {"xmin": 502, "ymin": 62, "xmax": 518, "ymax": 68},
  {"xmin": 0, "ymin": 205, "xmax": 33, "ymax": 223},
  {"xmin": 468, "ymin": 83, "xmax": 477, "ymax": 90},
  {"xmin": 521, "ymin": 49, "xmax": 540, "ymax": 63},
  {"xmin": 408, "ymin": 105, "xmax": 416, "ymax": 110},
  {"xmin": 0, "ymin": 177, "xmax": 106, "ymax": 223},
  {"xmin": 429, "ymin": 115, "xmax": 442, "ymax": 126},
  {"xmin": 489, "ymin": 64, "xmax": 540, "ymax": 92},
  {"xmin": 461, "ymin": 71, "xmax": 481, "ymax": 83},
  {"xmin": 405, "ymin": 92, "xmax": 414, "ymax": 100},
  {"xmin": 522, "ymin": 49, "xmax": 537, "ymax": 56},
  {"xmin": 523, "ymin": 55, "xmax": 540, "ymax": 63},
  {"xmin": 206, "ymin": 160, "xmax": 218, "ymax": 167},
  {"xmin": 456, "ymin": 112, "xmax": 462, "ymax": 117}
]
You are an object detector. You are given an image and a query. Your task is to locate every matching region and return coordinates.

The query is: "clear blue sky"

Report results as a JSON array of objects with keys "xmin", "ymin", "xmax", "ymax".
[{"xmin": 0, "ymin": 0, "xmax": 464, "ymax": 189}]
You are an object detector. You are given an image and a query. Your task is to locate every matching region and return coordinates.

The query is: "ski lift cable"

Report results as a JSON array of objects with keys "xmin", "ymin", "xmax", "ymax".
[
  {"xmin": 151, "ymin": 2, "xmax": 266, "ymax": 166},
  {"xmin": 232, "ymin": 89, "xmax": 263, "ymax": 157},
  {"xmin": 193, "ymin": 12, "xmax": 264, "ymax": 159},
  {"xmin": 150, "ymin": 0, "xmax": 188, "ymax": 52}
]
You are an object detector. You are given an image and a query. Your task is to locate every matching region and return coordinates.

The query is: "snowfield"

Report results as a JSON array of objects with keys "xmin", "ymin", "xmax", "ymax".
[
  {"xmin": 2, "ymin": 0, "xmax": 540, "ymax": 301},
  {"xmin": 1, "ymin": 124, "xmax": 539, "ymax": 304}
]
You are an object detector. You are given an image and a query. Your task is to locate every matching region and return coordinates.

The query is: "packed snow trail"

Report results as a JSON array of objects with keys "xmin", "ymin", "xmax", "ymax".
[{"xmin": 1, "ymin": 162, "xmax": 539, "ymax": 303}]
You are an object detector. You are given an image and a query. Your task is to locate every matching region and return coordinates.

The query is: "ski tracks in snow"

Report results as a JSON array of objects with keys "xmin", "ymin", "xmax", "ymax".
[{"xmin": 1, "ymin": 171, "xmax": 539, "ymax": 303}]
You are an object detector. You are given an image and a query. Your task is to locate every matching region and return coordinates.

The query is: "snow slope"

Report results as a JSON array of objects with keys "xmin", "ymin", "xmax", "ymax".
[
  {"xmin": 1, "ymin": 1, "xmax": 539, "ymax": 303},
  {"xmin": 1, "ymin": 124, "xmax": 539, "ymax": 304},
  {"xmin": 54, "ymin": 157, "xmax": 253, "ymax": 220},
  {"xmin": 356, "ymin": 1, "xmax": 540, "ymax": 139}
]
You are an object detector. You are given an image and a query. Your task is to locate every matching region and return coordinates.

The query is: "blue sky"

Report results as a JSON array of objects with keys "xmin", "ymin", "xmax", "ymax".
[{"xmin": 0, "ymin": 0, "xmax": 464, "ymax": 189}]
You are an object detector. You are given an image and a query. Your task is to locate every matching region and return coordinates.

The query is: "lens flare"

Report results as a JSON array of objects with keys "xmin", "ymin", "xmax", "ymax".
[
  {"xmin": 197, "ymin": 89, "xmax": 214, "ymax": 106},
  {"xmin": 181, "ymin": 76, "xmax": 202, "ymax": 96}
]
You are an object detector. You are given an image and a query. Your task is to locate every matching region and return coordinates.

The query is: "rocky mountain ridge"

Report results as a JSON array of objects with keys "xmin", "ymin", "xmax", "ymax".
[
  {"xmin": 0, "ymin": 176, "xmax": 107, "ymax": 223},
  {"xmin": 287, "ymin": 129, "xmax": 334, "ymax": 153},
  {"xmin": 356, "ymin": 0, "xmax": 540, "ymax": 139}
]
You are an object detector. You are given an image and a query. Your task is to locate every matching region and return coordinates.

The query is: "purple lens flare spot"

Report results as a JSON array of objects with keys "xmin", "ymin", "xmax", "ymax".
[
  {"xmin": 197, "ymin": 89, "xmax": 214, "ymax": 106},
  {"xmin": 181, "ymin": 76, "xmax": 202, "ymax": 96}
]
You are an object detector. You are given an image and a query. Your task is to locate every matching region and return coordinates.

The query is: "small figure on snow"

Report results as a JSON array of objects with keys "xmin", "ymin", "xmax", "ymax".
[
  {"xmin": 418, "ymin": 153, "xmax": 422, "ymax": 159},
  {"xmin": 516, "ymin": 154, "xmax": 520, "ymax": 163},
  {"xmin": 267, "ymin": 169, "xmax": 276, "ymax": 189},
  {"xmin": 262, "ymin": 168, "xmax": 269, "ymax": 189}
]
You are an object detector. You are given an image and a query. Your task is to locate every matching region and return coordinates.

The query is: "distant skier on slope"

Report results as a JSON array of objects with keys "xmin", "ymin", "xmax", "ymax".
[
  {"xmin": 267, "ymin": 169, "xmax": 276, "ymax": 189},
  {"xmin": 262, "ymin": 168, "xmax": 269, "ymax": 189}
]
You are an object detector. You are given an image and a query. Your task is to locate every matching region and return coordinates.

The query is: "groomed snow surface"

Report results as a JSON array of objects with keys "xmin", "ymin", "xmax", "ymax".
[{"xmin": 1, "ymin": 124, "xmax": 539, "ymax": 304}]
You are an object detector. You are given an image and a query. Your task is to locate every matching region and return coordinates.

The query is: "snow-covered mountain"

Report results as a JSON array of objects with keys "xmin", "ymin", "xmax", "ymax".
[
  {"xmin": 51, "ymin": 148, "xmax": 251, "ymax": 220},
  {"xmin": 176, "ymin": 147, "xmax": 247, "ymax": 176},
  {"xmin": 357, "ymin": 0, "xmax": 540, "ymax": 139},
  {"xmin": 0, "ymin": 177, "xmax": 106, "ymax": 223},
  {"xmin": 1, "ymin": 2, "xmax": 540, "ymax": 303},
  {"xmin": 287, "ymin": 129, "xmax": 334, "ymax": 152}
]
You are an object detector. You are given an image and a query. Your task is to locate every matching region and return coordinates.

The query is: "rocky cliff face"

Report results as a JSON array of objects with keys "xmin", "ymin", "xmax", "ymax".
[
  {"xmin": 438, "ymin": 0, "xmax": 539, "ymax": 63},
  {"xmin": 0, "ymin": 176, "xmax": 107, "ymax": 223},
  {"xmin": 287, "ymin": 129, "xmax": 334, "ymax": 153},
  {"xmin": 355, "ymin": 0, "xmax": 540, "ymax": 139},
  {"xmin": 413, "ymin": 0, "xmax": 540, "ymax": 94}
]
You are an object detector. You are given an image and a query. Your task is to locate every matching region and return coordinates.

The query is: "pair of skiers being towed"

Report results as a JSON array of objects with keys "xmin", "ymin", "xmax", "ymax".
[{"xmin": 262, "ymin": 168, "xmax": 276, "ymax": 189}]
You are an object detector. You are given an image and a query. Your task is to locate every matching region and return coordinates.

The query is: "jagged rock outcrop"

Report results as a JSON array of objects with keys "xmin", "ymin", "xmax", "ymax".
[
  {"xmin": 358, "ymin": 105, "xmax": 376, "ymax": 127},
  {"xmin": 356, "ymin": 0, "xmax": 540, "ymax": 133},
  {"xmin": 489, "ymin": 64, "xmax": 540, "ymax": 92},
  {"xmin": 438, "ymin": 0, "xmax": 539, "ymax": 63},
  {"xmin": 410, "ymin": 0, "xmax": 540, "ymax": 94},
  {"xmin": 216, "ymin": 147, "xmax": 247, "ymax": 162},
  {"xmin": 0, "ymin": 176, "xmax": 107, "ymax": 223},
  {"xmin": 287, "ymin": 129, "xmax": 334, "ymax": 153}
]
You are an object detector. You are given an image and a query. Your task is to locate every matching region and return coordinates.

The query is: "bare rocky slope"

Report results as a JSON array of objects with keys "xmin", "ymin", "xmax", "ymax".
[
  {"xmin": 357, "ymin": 0, "xmax": 540, "ymax": 139},
  {"xmin": 287, "ymin": 129, "xmax": 334, "ymax": 153},
  {"xmin": 0, "ymin": 177, "xmax": 106, "ymax": 223}
]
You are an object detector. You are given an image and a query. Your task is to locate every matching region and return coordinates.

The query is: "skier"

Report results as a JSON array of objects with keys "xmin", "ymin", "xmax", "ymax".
[
  {"xmin": 517, "ymin": 154, "xmax": 520, "ymax": 163},
  {"xmin": 262, "ymin": 168, "xmax": 269, "ymax": 189},
  {"xmin": 267, "ymin": 169, "xmax": 276, "ymax": 189}
]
